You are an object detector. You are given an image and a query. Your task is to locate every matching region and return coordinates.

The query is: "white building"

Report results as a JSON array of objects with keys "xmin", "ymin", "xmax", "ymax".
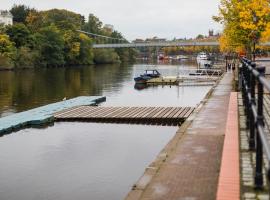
[
  {"xmin": 0, "ymin": 10, "xmax": 13, "ymax": 26},
  {"xmin": 104, "ymin": 24, "xmax": 114, "ymax": 32}
]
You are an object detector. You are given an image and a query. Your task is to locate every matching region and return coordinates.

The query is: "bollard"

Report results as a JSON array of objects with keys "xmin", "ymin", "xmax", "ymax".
[{"xmin": 255, "ymin": 66, "xmax": 265, "ymax": 189}]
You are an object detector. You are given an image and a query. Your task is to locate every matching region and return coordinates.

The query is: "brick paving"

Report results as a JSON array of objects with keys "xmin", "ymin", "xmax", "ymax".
[
  {"xmin": 126, "ymin": 72, "xmax": 233, "ymax": 200},
  {"xmin": 216, "ymin": 92, "xmax": 240, "ymax": 200}
]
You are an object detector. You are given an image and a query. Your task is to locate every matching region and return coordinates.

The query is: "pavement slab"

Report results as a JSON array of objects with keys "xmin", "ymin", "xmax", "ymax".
[{"xmin": 126, "ymin": 72, "xmax": 233, "ymax": 200}]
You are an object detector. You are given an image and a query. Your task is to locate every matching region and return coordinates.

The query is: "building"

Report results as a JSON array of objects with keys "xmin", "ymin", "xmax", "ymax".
[
  {"xmin": 104, "ymin": 24, "xmax": 114, "ymax": 32},
  {"xmin": 0, "ymin": 10, "xmax": 13, "ymax": 26},
  {"xmin": 145, "ymin": 37, "xmax": 166, "ymax": 43}
]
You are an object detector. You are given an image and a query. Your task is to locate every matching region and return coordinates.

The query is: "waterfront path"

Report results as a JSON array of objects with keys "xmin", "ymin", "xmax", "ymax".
[{"xmin": 126, "ymin": 72, "xmax": 233, "ymax": 200}]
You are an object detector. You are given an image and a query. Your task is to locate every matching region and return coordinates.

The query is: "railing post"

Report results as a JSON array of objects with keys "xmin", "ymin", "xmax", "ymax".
[
  {"xmin": 255, "ymin": 66, "xmax": 265, "ymax": 189},
  {"xmin": 249, "ymin": 63, "xmax": 256, "ymax": 150},
  {"xmin": 246, "ymin": 61, "xmax": 251, "ymax": 130}
]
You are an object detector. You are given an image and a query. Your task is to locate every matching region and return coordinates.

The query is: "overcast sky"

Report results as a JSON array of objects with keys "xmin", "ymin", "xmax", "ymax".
[{"xmin": 2, "ymin": 0, "xmax": 222, "ymax": 40}]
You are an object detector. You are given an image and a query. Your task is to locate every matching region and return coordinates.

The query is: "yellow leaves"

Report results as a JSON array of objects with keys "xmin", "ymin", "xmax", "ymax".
[
  {"xmin": 261, "ymin": 23, "xmax": 270, "ymax": 42},
  {"xmin": 70, "ymin": 42, "xmax": 80, "ymax": 56},
  {"xmin": 215, "ymin": 0, "xmax": 270, "ymax": 52}
]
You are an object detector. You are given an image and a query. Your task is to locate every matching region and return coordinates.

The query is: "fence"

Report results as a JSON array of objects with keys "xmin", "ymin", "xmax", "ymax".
[{"xmin": 240, "ymin": 57, "xmax": 270, "ymax": 189}]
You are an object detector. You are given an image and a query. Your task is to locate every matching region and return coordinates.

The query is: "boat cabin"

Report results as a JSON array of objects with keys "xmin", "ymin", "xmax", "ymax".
[{"xmin": 144, "ymin": 70, "xmax": 161, "ymax": 78}]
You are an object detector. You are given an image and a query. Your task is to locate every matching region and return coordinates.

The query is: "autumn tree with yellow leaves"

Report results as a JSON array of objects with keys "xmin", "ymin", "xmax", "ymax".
[{"xmin": 214, "ymin": 0, "xmax": 270, "ymax": 56}]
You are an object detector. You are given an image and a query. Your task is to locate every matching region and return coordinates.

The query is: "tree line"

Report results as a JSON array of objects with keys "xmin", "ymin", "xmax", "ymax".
[{"xmin": 0, "ymin": 5, "xmax": 137, "ymax": 69}]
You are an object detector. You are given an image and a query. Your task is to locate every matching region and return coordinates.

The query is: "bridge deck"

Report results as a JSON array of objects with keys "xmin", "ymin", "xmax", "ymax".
[{"xmin": 54, "ymin": 106, "xmax": 195, "ymax": 125}]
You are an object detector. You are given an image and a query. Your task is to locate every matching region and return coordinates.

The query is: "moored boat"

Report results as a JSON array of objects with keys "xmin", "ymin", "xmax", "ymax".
[
  {"xmin": 134, "ymin": 70, "xmax": 161, "ymax": 84},
  {"xmin": 197, "ymin": 52, "xmax": 209, "ymax": 60}
]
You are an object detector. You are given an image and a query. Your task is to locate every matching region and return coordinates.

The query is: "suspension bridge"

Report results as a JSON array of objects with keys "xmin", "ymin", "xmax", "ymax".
[{"xmin": 77, "ymin": 30, "xmax": 270, "ymax": 49}]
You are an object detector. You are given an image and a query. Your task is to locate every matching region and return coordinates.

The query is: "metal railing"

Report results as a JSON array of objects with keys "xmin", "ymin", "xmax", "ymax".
[{"xmin": 240, "ymin": 57, "xmax": 270, "ymax": 189}]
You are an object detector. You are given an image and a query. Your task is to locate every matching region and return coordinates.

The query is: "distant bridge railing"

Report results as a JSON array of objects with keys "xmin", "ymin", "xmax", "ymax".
[
  {"xmin": 93, "ymin": 42, "xmax": 270, "ymax": 48},
  {"xmin": 92, "ymin": 41, "xmax": 220, "ymax": 48},
  {"xmin": 240, "ymin": 57, "xmax": 270, "ymax": 190}
]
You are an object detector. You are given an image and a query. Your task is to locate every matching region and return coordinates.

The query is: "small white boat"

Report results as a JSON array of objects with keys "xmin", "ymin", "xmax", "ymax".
[{"xmin": 197, "ymin": 52, "xmax": 209, "ymax": 60}]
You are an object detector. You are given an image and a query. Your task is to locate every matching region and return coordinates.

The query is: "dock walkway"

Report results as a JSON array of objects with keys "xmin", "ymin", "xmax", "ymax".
[
  {"xmin": 0, "ymin": 96, "xmax": 106, "ymax": 135},
  {"xmin": 54, "ymin": 106, "xmax": 195, "ymax": 126},
  {"xmin": 126, "ymin": 72, "xmax": 233, "ymax": 200}
]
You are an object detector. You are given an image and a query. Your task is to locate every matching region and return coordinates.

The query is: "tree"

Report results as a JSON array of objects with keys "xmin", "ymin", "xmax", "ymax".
[
  {"xmin": 0, "ymin": 34, "xmax": 15, "ymax": 68},
  {"xmin": 78, "ymin": 33, "xmax": 94, "ymax": 65},
  {"xmin": 83, "ymin": 14, "xmax": 103, "ymax": 34},
  {"xmin": 196, "ymin": 34, "xmax": 204, "ymax": 40},
  {"xmin": 10, "ymin": 4, "xmax": 33, "ymax": 24},
  {"xmin": 214, "ymin": 0, "xmax": 270, "ymax": 54},
  {"xmin": 5, "ymin": 23, "xmax": 31, "ymax": 48},
  {"xmin": 93, "ymin": 49, "xmax": 120, "ymax": 64},
  {"xmin": 35, "ymin": 25, "xmax": 65, "ymax": 67}
]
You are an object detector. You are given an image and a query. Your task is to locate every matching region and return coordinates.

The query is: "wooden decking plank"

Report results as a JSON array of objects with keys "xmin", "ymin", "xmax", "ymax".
[
  {"xmin": 145, "ymin": 107, "xmax": 165, "ymax": 118},
  {"xmin": 142, "ymin": 107, "xmax": 161, "ymax": 118},
  {"xmin": 120, "ymin": 107, "xmax": 141, "ymax": 118},
  {"xmin": 112, "ymin": 107, "xmax": 133, "ymax": 118},
  {"xmin": 56, "ymin": 106, "xmax": 89, "ymax": 118},
  {"xmin": 134, "ymin": 107, "xmax": 154, "ymax": 118},
  {"xmin": 112, "ymin": 107, "xmax": 131, "ymax": 118},
  {"xmin": 102, "ymin": 107, "xmax": 125, "ymax": 118},
  {"xmin": 80, "ymin": 107, "xmax": 108, "ymax": 118},
  {"xmin": 177, "ymin": 107, "xmax": 190, "ymax": 118},
  {"xmin": 93, "ymin": 107, "xmax": 117, "ymax": 118},
  {"xmin": 156, "ymin": 107, "xmax": 173, "ymax": 118},
  {"xmin": 171, "ymin": 107, "xmax": 186, "ymax": 118},
  {"xmin": 90, "ymin": 107, "xmax": 118, "ymax": 118},
  {"xmin": 183, "ymin": 107, "xmax": 195, "ymax": 118},
  {"xmin": 167, "ymin": 107, "xmax": 183, "ymax": 118},
  {"xmin": 107, "ymin": 107, "xmax": 127, "ymax": 118},
  {"xmin": 130, "ymin": 107, "xmax": 148, "ymax": 118},
  {"xmin": 62, "ymin": 106, "xmax": 97, "ymax": 118},
  {"xmin": 152, "ymin": 107, "xmax": 169, "ymax": 118},
  {"xmin": 163, "ymin": 107, "xmax": 179, "ymax": 118},
  {"xmin": 124, "ymin": 107, "xmax": 144, "ymax": 118},
  {"xmin": 54, "ymin": 106, "xmax": 81, "ymax": 117}
]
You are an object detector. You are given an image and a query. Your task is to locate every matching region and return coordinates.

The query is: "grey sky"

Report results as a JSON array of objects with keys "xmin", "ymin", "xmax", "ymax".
[{"xmin": 2, "ymin": 0, "xmax": 222, "ymax": 40}]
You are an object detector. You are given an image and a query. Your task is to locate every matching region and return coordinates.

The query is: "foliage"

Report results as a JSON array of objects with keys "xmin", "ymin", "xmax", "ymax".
[
  {"xmin": 214, "ymin": 0, "xmax": 270, "ymax": 53},
  {"xmin": 14, "ymin": 47, "xmax": 37, "ymax": 68},
  {"xmin": 5, "ymin": 23, "xmax": 31, "ymax": 48},
  {"xmin": 83, "ymin": 14, "xmax": 103, "ymax": 34},
  {"xmin": 78, "ymin": 33, "xmax": 94, "ymax": 65},
  {"xmin": 2, "ymin": 5, "xmax": 134, "ymax": 68},
  {"xmin": 10, "ymin": 4, "xmax": 34, "ymax": 24},
  {"xmin": 93, "ymin": 49, "xmax": 120, "ymax": 64},
  {"xmin": 35, "ymin": 25, "xmax": 65, "ymax": 67},
  {"xmin": 0, "ymin": 34, "xmax": 15, "ymax": 56}
]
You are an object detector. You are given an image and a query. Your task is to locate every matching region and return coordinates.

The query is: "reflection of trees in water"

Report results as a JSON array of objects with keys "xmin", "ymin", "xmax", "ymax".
[{"xmin": 0, "ymin": 64, "xmax": 133, "ymax": 115}]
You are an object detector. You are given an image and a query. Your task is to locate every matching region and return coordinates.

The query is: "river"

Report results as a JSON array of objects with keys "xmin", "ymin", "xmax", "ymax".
[{"xmin": 0, "ymin": 61, "xmax": 212, "ymax": 200}]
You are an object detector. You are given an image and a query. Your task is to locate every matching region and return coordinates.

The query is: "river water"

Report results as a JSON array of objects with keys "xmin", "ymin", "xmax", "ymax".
[{"xmin": 0, "ymin": 61, "xmax": 212, "ymax": 200}]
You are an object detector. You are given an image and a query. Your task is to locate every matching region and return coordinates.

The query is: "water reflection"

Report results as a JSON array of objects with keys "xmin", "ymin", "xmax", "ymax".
[
  {"xmin": 0, "ymin": 61, "xmax": 213, "ymax": 200},
  {"xmin": 0, "ymin": 122, "xmax": 177, "ymax": 200},
  {"xmin": 0, "ymin": 61, "xmax": 211, "ymax": 116}
]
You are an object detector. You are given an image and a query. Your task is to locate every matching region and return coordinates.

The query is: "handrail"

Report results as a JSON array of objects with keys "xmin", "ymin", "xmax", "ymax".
[{"xmin": 240, "ymin": 57, "xmax": 270, "ymax": 189}]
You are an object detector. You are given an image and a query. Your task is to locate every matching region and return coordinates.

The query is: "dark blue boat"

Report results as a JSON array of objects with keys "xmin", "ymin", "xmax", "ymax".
[{"xmin": 134, "ymin": 70, "xmax": 161, "ymax": 84}]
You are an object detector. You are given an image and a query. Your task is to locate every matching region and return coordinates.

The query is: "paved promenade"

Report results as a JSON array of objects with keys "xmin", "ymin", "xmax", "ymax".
[{"xmin": 126, "ymin": 72, "xmax": 233, "ymax": 200}]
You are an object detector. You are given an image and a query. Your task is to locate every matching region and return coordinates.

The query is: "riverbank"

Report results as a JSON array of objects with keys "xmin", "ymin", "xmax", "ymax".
[{"xmin": 125, "ymin": 71, "xmax": 233, "ymax": 200}]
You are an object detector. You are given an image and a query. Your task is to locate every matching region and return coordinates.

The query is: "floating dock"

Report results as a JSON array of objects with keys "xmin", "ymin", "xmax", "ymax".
[
  {"xmin": 54, "ymin": 106, "xmax": 195, "ymax": 126},
  {"xmin": 0, "ymin": 96, "xmax": 106, "ymax": 134}
]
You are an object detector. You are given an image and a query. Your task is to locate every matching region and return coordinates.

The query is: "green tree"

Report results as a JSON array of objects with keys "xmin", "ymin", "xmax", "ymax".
[
  {"xmin": 5, "ymin": 23, "xmax": 31, "ymax": 48},
  {"xmin": 94, "ymin": 49, "xmax": 120, "ymax": 64},
  {"xmin": 0, "ymin": 34, "xmax": 15, "ymax": 68},
  {"xmin": 10, "ymin": 4, "xmax": 33, "ymax": 24},
  {"xmin": 35, "ymin": 25, "xmax": 65, "ymax": 67},
  {"xmin": 0, "ymin": 34, "xmax": 15, "ymax": 56},
  {"xmin": 83, "ymin": 14, "xmax": 103, "ymax": 34},
  {"xmin": 78, "ymin": 33, "xmax": 94, "ymax": 65}
]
